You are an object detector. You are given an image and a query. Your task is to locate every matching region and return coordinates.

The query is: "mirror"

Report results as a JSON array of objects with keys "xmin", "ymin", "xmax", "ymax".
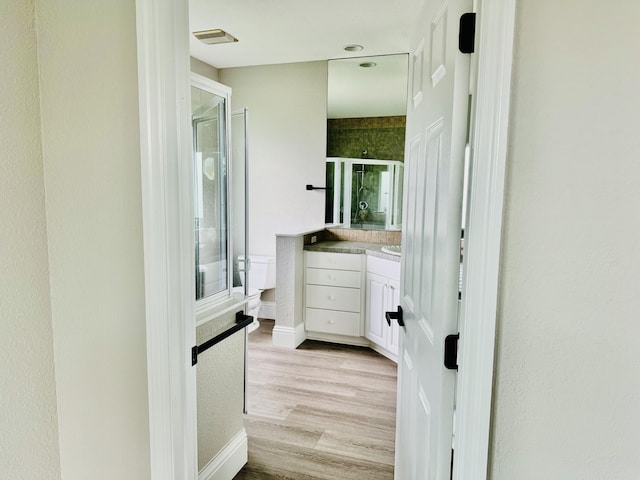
[{"xmin": 325, "ymin": 54, "xmax": 409, "ymax": 230}]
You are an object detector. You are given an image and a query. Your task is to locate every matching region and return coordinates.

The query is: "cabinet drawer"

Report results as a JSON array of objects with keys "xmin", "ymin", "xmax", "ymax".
[
  {"xmin": 305, "ymin": 267, "xmax": 361, "ymax": 288},
  {"xmin": 305, "ymin": 285, "xmax": 361, "ymax": 312},
  {"xmin": 305, "ymin": 308, "xmax": 361, "ymax": 336},
  {"xmin": 305, "ymin": 251, "xmax": 362, "ymax": 271}
]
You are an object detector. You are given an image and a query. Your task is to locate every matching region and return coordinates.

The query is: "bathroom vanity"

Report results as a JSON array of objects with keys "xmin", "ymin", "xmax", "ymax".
[
  {"xmin": 302, "ymin": 240, "xmax": 402, "ymax": 362},
  {"xmin": 304, "ymin": 251, "xmax": 365, "ymax": 340}
]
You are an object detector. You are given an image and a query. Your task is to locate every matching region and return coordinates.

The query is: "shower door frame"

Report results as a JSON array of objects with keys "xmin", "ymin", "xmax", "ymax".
[
  {"xmin": 191, "ymin": 74, "xmax": 234, "ymax": 308},
  {"xmin": 327, "ymin": 157, "xmax": 404, "ymax": 230}
]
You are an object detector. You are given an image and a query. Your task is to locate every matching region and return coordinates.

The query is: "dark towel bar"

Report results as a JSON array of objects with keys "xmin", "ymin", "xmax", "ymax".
[{"xmin": 191, "ymin": 310, "xmax": 253, "ymax": 365}]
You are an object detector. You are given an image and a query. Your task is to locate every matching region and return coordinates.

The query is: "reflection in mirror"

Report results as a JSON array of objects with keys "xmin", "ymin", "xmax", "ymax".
[
  {"xmin": 326, "ymin": 54, "xmax": 409, "ymax": 230},
  {"xmin": 326, "ymin": 158, "xmax": 403, "ymax": 230},
  {"xmin": 192, "ymin": 85, "xmax": 229, "ymax": 301}
]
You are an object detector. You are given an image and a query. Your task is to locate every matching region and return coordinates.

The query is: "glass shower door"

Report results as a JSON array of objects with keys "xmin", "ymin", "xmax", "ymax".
[{"xmin": 192, "ymin": 86, "xmax": 229, "ymax": 301}]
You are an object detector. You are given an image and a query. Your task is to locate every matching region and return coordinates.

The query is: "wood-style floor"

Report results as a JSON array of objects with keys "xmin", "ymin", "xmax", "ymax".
[{"xmin": 233, "ymin": 319, "xmax": 398, "ymax": 480}]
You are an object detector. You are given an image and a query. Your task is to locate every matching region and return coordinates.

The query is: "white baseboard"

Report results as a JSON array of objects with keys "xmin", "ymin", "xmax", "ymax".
[
  {"xmin": 272, "ymin": 322, "xmax": 306, "ymax": 349},
  {"xmin": 368, "ymin": 343, "xmax": 398, "ymax": 364},
  {"xmin": 198, "ymin": 428, "xmax": 247, "ymax": 480},
  {"xmin": 259, "ymin": 301, "xmax": 276, "ymax": 320},
  {"xmin": 305, "ymin": 331, "xmax": 370, "ymax": 348}
]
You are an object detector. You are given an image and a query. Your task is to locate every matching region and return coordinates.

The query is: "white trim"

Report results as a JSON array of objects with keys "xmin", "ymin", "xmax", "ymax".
[
  {"xmin": 368, "ymin": 343, "xmax": 398, "ymax": 363},
  {"xmin": 272, "ymin": 323, "xmax": 306, "ymax": 349},
  {"xmin": 259, "ymin": 300, "xmax": 276, "ymax": 320},
  {"xmin": 453, "ymin": 1, "xmax": 516, "ymax": 479},
  {"xmin": 198, "ymin": 429, "xmax": 248, "ymax": 480},
  {"xmin": 305, "ymin": 331, "xmax": 370, "ymax": 348},
  {"xmin": 135, "ymin": 0, "xmax": 196, "ymax": 479}
]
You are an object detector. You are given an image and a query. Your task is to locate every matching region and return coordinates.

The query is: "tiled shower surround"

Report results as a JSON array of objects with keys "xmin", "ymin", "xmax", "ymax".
[{"xmin": 327, "ymin": 116, "xmax": 406, "ymax": 161}]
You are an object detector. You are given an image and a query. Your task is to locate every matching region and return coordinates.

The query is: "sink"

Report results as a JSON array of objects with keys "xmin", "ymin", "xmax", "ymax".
[{"xmin": 381, "ymin": 245, "xmax": 402, "ymax": 256}]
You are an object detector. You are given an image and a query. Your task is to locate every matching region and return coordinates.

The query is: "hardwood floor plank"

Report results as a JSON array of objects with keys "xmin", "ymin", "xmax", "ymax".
[
  {"xmin": 243, "ymin": 417, "xmax": 322, "ymax": 449},
  {"xmin": 246, "ymin": 436, "xmax": 394, "ymax": 480},
  {"xmin": 315, "ymin": 429, "xmax": 395, "ymax": 466},
  {"xmin": 234, "ymin": 320, "xmax": 397, "ymax": 479}
]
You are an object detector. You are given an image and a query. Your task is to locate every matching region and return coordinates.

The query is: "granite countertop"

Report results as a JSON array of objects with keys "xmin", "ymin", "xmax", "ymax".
[{"xmin": 304, "ymin": 240, "xmax": 401, "ymax": 262}]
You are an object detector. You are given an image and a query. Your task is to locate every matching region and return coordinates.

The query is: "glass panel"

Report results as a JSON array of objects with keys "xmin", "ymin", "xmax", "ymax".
[
  {"xmin": 231, "ymin": 109, "xmax": 248, "ymax": 295},
  {"xmin": 339, "ymin": 161, "xmax": 345, "ymax": 224},
  {"xmin": 350, "ymin": 162, "xmax": 391, "ymax": 230},
  {"xmin": 192, "ymin": 86, "xmax": 228, "ymax": 300},
  {"xmin": 325, "ymin": 158, "xmax": 403, "ymax": 230},
  {"xmin": 325, "ymin": 161, "xmax": 335, "ymax": 224}
]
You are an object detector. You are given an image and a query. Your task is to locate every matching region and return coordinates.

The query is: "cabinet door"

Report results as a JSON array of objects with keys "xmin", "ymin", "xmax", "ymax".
[
  {"xmin": 365, "ymin": 272, "xmax": 387, "ymax": 346},
  {"xmin": 386, "ymin": 277, "xmax": 401, "ymax": 355}
]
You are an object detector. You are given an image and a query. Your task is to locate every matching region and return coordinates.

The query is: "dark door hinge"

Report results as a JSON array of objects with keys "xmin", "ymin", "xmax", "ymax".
[
  {"xmin": 444, "ymin": 333, "xmax": 460, "ymax": 370},
  {"xmin": 459, "ymin": 13, "xmax": 476, "ymax": 54}
]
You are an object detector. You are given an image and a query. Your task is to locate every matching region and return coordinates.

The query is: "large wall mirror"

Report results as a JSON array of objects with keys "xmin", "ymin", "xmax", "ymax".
[{"xmin": 325, "ymin": 54, "xmax": 409, "ymax": 230}]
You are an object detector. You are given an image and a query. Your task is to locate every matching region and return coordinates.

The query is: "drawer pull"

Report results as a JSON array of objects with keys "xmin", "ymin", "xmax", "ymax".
[
  {"xmin": 328, "ymin": 296, "xmax": 335, "ymax": 301},
  {"xmin": 329, "ymin": 320, "xmax": 335, "ymax": 325}
]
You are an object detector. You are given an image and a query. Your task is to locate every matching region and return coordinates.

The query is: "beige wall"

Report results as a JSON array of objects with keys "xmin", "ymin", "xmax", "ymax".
[
  {"xmin": 219, "ymin": 62, "xmax": 328, "ymax": 257},
  {"xmin": 0, "ymin": 1, "xmax": 61, "ymax": 478},
  {"xmin": 35, "ymin": 1, "xmax": 151, "ymax": 478},
  {"xmin": 490, "ymin": 1, "xmax": 640, "ymax": 478},
  {"xmin": 196, "ymin": 309, "xmax": 246, "ymax": 470},
  {"xmin": 191, "ymin": 56, "xmax": 220, "ymax": 81}
]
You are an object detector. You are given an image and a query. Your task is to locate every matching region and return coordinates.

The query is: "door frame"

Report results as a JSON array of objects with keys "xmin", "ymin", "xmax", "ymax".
[
  {"xmin": 134, "ymin": 0, "xmax": 516, "ymax": 479},
  {"xmin": 453, "ymin": 1, "xmax": 516, "ymax": 477},
  {"xmin": 135, "ymin": 0, "xmax": 197, "ymax": 479}
]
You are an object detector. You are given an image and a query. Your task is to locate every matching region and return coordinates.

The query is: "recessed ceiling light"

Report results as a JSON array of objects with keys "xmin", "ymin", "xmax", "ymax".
[
  {"xmin": 193, "ymin": 29, "xmax": 238, "ymax": 45},
  {"xmin": 344, "ymin": 44, "xmax": 364, "ymax": 52},
  {"xmin": 359, "ymin": 62, "xmax": 377, "ymax": 68}
]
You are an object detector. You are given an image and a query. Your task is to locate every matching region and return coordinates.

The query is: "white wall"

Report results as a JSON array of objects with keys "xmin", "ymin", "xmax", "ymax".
[
  {"xmin": 0, "ymin": 1, "xmax": 61, "ymax": 478},
  {"xmin": 490, "ymin": 1, "xmax": 640, "ymax": 478},
  {"xmin": 36, "ymin": 1, "xmax": 151, "ymax": 478},
  {"xmin": 219, "ymin": 62, "xmax": 328, "ymax": 257}
]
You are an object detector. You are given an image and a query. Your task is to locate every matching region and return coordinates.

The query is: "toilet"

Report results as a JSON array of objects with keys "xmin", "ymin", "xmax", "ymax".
[{"xmin": 232, "ymin": 255, "xmax": 276, "ymax": 332}]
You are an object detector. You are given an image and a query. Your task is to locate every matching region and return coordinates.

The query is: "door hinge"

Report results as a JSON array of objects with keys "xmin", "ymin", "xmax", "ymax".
[
  {"xmin": 458, "ymin": 13, "xmax": 476, "ymax": 54},
  {"xmin": 444, "ymin": 333, "xmax": 460, "ymax": 370}
]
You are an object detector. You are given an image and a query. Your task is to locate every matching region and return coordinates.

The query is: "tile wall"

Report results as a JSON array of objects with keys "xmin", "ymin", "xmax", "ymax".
[{"xmin": 327, "ymin": 116, "xmax": 406, "ymax": 161}]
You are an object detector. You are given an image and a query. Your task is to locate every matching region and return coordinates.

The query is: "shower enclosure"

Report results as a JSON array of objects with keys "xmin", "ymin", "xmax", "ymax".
[
  {"xmin": 192, "ymin": 83, "xmax": 230, "ymax": 301},
  {"xmin": 325, "ymin": 158, "xmax": 404, "ymax": 230}
]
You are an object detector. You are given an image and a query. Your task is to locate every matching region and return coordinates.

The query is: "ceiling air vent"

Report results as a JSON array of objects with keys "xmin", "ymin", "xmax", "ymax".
[{"xmin": 193, "ymin": 29, "xmax": 238, "ymax": 45}]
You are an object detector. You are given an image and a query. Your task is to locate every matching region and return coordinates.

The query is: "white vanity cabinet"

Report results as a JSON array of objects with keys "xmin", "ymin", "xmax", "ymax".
[
  {"xmin": 365, "ymin": 255, "xmax": 401, "ymax": 361},
  {"xmin": 304, "ymin": 251, "xmax": 365, "ymax": 341}
]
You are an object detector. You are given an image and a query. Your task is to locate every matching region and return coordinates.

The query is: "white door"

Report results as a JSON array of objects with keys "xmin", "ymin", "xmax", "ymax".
[{"xmin": 395, "ymin": 0, "xmax": 472, "ymax": 478}]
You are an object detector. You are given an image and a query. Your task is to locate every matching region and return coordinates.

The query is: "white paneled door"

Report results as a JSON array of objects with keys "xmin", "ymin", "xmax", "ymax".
[{"xmin": 395, "ymin": 0, "xmax": 472, "ymax": 479}]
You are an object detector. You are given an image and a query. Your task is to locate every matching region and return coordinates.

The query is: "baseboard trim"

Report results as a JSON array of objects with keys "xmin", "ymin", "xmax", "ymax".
[
  {"xmin": 259, "ymin": 301, "xmax": 276, "ymax": 320},
  {"xmin": 306, "ymin": 331, "xmax": 370, "ymax": 348},
  {"xmin": 198, "ymin": 428, "xmax": 247, "ymax": 480},
  {"xmin": 368, "ymin": 343, "xmax": 398, "ymax": 364},
  {"xmin": 272, "ymin": 323, "xmax": 306, "ymax": 349}
]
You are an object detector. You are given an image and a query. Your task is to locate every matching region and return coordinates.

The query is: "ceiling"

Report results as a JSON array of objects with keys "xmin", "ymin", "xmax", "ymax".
[
  {"xmin": 189, "ymin": 0, "xmax": 414, "ymax": 69},
  {"xmin": 189, "ymin": 0, "xmax": 414, "ymax": 118}
]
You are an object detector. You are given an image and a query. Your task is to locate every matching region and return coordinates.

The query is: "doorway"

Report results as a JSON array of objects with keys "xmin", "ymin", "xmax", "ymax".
[{"xmin": 135, "ymin": 1, "xmax": 516, "ymax": 478}]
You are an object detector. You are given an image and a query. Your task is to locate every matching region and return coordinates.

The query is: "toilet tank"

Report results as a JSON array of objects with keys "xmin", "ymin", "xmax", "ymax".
[{"xmin": 239, "ymin": 255, "xmax": 276, "ymax": 290}]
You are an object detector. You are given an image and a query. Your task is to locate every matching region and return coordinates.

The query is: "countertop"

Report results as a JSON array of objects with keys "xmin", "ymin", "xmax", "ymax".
[{"xmin": 303, "ymin": 240, "xmax": 401, "ymax": 262}]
